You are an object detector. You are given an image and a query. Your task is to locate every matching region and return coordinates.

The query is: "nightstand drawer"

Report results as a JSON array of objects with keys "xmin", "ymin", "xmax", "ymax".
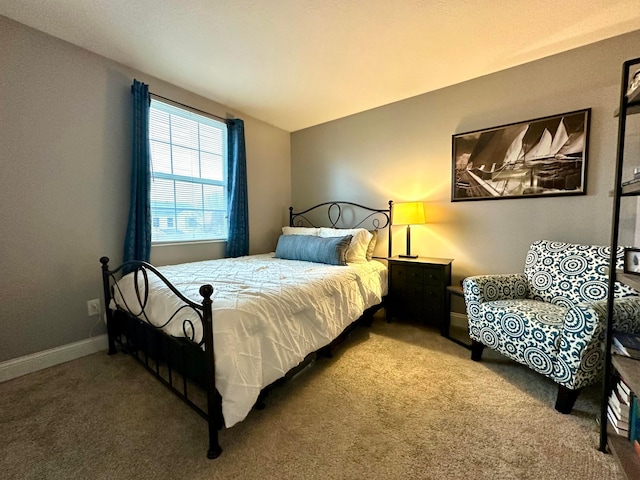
[
  {"xmin": 390, "ymin": 264, "xmax": 425, "ymax": 284},
  {"xmin": 390, "ymin": 265, "xmax": 407, "ymax": 286},
  {"xmin": 406, "ymin": 285, "xmax": 425, "ymax": 297},
  {"xmin": 406, "ymin": 266, "xmax": 426, "ymax": 284},
  {"xmin": 424, "ymin": 302, "xmax": 444, "ymax": 318},
  {"xmin": 404, "ymin": 298, "xmax": 424, "ymax": 317},
  {"xmin": 423, "ymin": 284, "xmax": 444, "ymax": 302},
  {"xmin": 423, "ymin": 266, "xmax": 444, "ymax": 285},
  {"xmin": 387, "ymin": 256, "xmax": 452, "ymax": 326}
]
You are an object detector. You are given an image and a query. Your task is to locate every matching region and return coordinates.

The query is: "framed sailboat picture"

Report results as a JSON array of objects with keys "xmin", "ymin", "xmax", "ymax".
[{"xmin": 451, "ymin": 108, "xmax": 590, "ymax": 201}]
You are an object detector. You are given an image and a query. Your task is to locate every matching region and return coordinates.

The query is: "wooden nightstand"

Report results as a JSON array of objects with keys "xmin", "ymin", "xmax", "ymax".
[{"xmin": 387, "ymin": 256, "xmax": 453, "ymax": 332}]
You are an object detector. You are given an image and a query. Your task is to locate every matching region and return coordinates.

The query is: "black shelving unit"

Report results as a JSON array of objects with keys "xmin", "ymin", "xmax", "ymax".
[{"xmin": 600, "ymin": 56, "xmax": 640, "ymax": 480}]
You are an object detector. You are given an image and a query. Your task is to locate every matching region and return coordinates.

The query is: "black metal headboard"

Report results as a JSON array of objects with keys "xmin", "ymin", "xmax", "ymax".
[{"xmin": 289, "ymin": 200, "xmax": 393, "ymax": 259}]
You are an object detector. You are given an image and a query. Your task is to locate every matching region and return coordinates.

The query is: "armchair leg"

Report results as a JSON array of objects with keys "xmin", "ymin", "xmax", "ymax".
[
  {"xmin": 470, "ymin": 341, "xmax": 484, "ymax": 362},
  {"xmin": 555, "ymin": 385, "xmax": 580, "ymax": 414}
]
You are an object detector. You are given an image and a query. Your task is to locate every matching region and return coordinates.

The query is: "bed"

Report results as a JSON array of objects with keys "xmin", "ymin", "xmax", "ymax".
[{"xmin": 100, "ymin": 201, "xmax": 393, "ymax": 459}]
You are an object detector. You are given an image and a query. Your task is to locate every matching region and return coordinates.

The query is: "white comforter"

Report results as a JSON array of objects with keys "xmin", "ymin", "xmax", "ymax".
[{"xmin": 112, "ymin": 254, "xmax": 388, "ymax": 427}]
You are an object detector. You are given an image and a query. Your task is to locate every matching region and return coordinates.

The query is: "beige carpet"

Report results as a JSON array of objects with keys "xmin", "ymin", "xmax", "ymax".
[{"xmin": 0, "ymin": 314, "xmax": 624, "ymax": 480}]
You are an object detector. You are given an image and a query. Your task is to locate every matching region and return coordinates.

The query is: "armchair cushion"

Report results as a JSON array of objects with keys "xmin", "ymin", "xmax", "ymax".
[{"xmin": 473, "ymin": 299, "xmax": 565, "ymax": 376}]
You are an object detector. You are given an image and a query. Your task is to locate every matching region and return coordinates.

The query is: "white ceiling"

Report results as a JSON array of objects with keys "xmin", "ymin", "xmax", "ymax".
[{"xmin": 3, "ymin": 1, "xmax": 640, "ymax": 132}]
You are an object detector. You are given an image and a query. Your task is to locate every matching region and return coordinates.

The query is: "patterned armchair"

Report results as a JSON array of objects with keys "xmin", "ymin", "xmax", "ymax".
[{"xmin": 463, "ymin": 240, "xmax": 640, "ymax": 413}]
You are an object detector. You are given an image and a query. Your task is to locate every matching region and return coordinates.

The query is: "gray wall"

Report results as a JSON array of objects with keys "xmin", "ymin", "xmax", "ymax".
[
  {"xmin": 291, "ymin": 29, "xmax": 640, "ymax": 309},
  {"xmin": 0, "ymin": 16, "xmax": 291, "ymax": 363}
]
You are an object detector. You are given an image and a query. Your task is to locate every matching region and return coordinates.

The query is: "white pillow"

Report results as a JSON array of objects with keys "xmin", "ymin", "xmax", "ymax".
[
  {"xmin": 282, "ymin": 226, "xmax": 320, "ymax": 236},
  {"xmin": 366, "ymin": 229, "xmax": 378, "ymax": 261},
  {"xmin": 318, "ymin": 227, "xmax": 373, "ymax": 263}
]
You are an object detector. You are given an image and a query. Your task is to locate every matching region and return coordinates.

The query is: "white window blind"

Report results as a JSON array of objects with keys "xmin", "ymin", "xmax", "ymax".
[{"xmin": 149, "ymin": 98, "xmax": 228, "ymax": 244}]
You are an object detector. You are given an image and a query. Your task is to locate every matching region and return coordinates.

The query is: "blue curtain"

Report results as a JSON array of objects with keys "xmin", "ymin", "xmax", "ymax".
[
  {"xmin": 225, "ymin": 118, "xmax": 249, "ymax": 257},
  {"xmin": 123, "ymin": 80, "xmax": 151, "ymax": 267}
]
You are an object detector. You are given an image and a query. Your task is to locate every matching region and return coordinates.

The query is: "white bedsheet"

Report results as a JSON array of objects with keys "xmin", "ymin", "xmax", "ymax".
[{"xmin": 112, "ymin": 254, "xmax": 388, "ymax": 427}]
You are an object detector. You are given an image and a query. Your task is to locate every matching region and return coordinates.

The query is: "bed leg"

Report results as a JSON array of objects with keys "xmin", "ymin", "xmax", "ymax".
[
  {"xmin": 107, "ymin": 336, "xmax": 117, "ymax": 355},
  {"xmin": 361, "ymin": 309, "xmax": 374, "ymax": 327},
  {"xmin": 254, "ymin": 389, "xmax": 269, "ymax": 410},
  {"xmin": 107, "ymin": 317, "xmax": 117, "ymax": 355},
  {"xmin": 207, "ymin": 402, "xmax": 222, "ymax": 459},
  {"xmin": 201, "ymin": 284, "xmax": 223, "ymax": 460},
  {"xmin": 207, "ymin": 436, "xmax": 222, "ymax": 459},
  {"xmin": 101, "ymin": 256, "xmax": 118, "ymax": 356},
  {"xmin": 319, "ymin": 345, "xmax": 333, "ymax": 358}
]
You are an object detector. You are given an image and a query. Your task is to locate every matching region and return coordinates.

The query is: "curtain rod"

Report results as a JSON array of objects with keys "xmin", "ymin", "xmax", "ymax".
[{"xmin": 150, "ymin": 92, "xmax": 230, "ymax": 123}]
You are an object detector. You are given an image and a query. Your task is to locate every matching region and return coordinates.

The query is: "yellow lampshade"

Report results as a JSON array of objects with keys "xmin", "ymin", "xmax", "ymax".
[{"xmin": 392, "ymin": 202, "xmax": 426, "ymax": 226}]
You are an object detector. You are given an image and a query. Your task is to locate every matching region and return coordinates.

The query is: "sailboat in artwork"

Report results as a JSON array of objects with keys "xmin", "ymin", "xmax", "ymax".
[
  {"xmin": 524, "ymin": 117, "xmax": 570, "ymax": 162},
  {"xmin": 523, "ymin": 117, "xmax": 584, "ymax": 190},
  {"xmin": 454, "ymin": 114, "xmax": 586, "ymax": 198}
]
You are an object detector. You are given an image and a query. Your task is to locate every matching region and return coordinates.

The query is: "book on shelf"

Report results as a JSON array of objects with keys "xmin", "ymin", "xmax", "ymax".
[
  {"xmin": 609, "ymin": 405, "xmax": 630, "ymax": 431},
  {"xmin": 618, "ymin": 378, "xmax": 632, "ymax": 404},
  {"xmin": 607, "ymin": 381, "xmax": 633, "ymax": 436},
  {"xmin": 613, "ymin": 332, "xmax": 640, "ymax": 359},
  {"xmin": 613, "ymin": 343, "xmax": 640, "ymax": 360},
  {"xmin": 608, "ymin": 382, "xmax": 633, "ymax": 435},
  {"xmin": 609, "ymin": 409, "xmax": 629, "ymax": 435},
  {"xmin": 629, "ymin": 396, "xmax": 640, "ymax": 445},
  {"xmin": 610, "ymin": 388, "xmax": 631, "ymax": 418}
]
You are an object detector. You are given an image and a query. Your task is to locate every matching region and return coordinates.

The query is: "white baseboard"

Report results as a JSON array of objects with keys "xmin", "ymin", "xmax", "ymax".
[
  {"xmin": 450, "ymin": 312, "xmax": 467, "ymax": 329},
  {"xmin": 0, "ymin": 334, "xmax": 108, "ymax": 383}
]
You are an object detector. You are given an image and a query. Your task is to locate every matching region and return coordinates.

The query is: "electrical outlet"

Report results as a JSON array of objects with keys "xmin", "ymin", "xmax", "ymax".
[{"xmin": 87, "ymin": 299, "xmax": 101, "ymax": 316}]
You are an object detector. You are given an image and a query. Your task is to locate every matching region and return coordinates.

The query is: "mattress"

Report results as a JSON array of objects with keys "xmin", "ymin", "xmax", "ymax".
[{"xmin": 112, "ymin": 253, "xmax": 388, "ymax": 427}]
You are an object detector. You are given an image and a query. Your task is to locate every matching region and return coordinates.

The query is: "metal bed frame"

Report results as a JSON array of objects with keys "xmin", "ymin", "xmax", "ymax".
[{"xmin": 100, "ymin": 200, "xmax": 393, "ymax": 459}]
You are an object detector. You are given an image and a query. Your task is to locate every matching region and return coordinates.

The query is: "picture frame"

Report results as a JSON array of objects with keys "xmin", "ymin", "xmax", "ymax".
[
  {"xmin": 451, "ymin": 108, "xmax": 590, "ymax": 201},
  {"xmin": 624, "ymin": 247, "xmax": 640, "ymax": 275}
]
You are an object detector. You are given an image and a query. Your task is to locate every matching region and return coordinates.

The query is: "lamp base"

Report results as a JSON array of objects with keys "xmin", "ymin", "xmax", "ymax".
[{"xmin": 399, "ymin": 254, "xmax": 418, "ymax": 259}]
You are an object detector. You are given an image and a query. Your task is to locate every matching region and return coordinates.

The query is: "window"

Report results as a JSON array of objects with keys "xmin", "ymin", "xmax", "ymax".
[{"xmin": 149, "ymin": 98, "xmax": 228, "ymax": 243}]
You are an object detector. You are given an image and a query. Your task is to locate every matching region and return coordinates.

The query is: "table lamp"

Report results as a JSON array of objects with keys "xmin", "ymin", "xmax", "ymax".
[{"xmin": 392, "ymin": 202, "xmax": 425, "ymax": 258}]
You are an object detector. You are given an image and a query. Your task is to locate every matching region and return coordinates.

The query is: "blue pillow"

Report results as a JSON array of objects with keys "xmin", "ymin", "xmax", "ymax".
[{"xmin": 275, "ymin": 234, "xmax": 353, "ymax": 266}]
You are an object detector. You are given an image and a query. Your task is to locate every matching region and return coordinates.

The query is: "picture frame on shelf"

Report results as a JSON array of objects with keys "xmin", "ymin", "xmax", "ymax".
[
  {"xmin": 623, "ymin": 247, "xmax": 640, "ymax": 275},
  {"xmin": 627, "ymin": 69, "xmax": 640, "ymax": 98},
  {"xmin": 451, "ymin": 109, "xmax": 590, "ymax": 201}
]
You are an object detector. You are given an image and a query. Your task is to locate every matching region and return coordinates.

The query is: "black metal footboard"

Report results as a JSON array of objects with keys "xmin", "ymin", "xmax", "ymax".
[
  {"xmin": 99, "ymin": 200, "xmax": 393, "ymax": 459},
  {"xmin": 100, "ymin": 257, "xmax": 222, "ymax": 459},
  {"xmin": 100, "ymin": 257, "xmax": 383, "ymax": 460}
]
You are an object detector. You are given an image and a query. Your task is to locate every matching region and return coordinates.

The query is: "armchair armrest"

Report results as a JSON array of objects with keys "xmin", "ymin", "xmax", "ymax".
[
  {"xmin": 555, "ymin": 296, "xmax": 640, "ymax": 389},
  {"xmin": 599, "ymin": 296, "xmax": 640, "ymax": 334},
  {"xmin": 463, "ymin": 274, "xmax": 529, "ymax": 327},
  {"xmin": 463, "ymin": 274, "xmax": 529, "ymax": 304}
]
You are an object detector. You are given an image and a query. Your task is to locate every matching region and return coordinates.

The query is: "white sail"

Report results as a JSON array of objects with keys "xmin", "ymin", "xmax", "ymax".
[
  {"xmin": 557, "ymin": 132, "xmax": 585, "ymax": 156},
  {"xmin": 503, "ymin": 125, "xmax": 528, "ymax": 165},
  {"xmin": 550, "ymin": 118, "xmax": 569, "ymax": 155},
  {"xmin": 525, "ymin": 128, "xmax": 552, "ymax": 160},
  {"xmin": 468, "ymin": 124, "xmax": 528, "ymax": 169}
]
